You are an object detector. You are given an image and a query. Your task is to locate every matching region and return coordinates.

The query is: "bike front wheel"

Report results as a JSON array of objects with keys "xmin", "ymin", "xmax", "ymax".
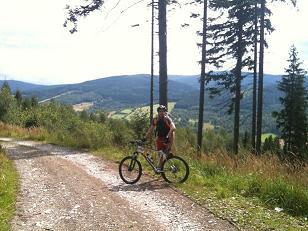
[
  {"xmin": 119, "ymin": 156, "xmax": 142, "ymax": 184},
  {"xmin": 161, "ymin": 156, "xmax": 189, "ymax": 183}
]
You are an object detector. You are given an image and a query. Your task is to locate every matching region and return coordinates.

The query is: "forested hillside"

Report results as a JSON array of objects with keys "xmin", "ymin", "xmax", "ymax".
[{"xmin": 13, "ymin": 73, "xmax": 305, "ymax": 133}]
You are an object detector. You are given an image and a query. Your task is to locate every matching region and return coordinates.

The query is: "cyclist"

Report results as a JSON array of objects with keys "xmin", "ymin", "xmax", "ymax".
[{"xmin": 145, "ymin": 105, "xmax": 176, "ymax": 170}]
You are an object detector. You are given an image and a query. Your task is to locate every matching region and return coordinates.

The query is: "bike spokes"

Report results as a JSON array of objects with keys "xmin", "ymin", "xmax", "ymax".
[
  {"xmin": 119, "ymin": 156, "xmax": 142, "ymax": 184},
  {"xmin": 162, "ymin": 156, "xmax": 189, "ymax": 183}
]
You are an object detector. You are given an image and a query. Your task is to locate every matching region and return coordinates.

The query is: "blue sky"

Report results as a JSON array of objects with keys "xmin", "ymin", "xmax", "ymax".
[{"xmin": 0, "ymin": 0, "xmax": 307, "ymax": 85}]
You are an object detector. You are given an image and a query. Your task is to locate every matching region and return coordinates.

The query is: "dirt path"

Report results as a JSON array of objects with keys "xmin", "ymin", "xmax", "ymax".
[{"xmin": 1, "ymin": 138, "xmax": 237, "ymax": 231}]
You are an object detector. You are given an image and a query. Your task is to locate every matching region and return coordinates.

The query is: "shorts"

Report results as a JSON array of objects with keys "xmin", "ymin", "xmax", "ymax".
[{"xmin": 156, "ymin": 137, "xmax": 169, "ymax": 151}]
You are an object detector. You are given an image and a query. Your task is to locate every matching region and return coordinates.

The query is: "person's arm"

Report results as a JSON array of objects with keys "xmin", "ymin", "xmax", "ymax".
[
  {"xmin": 145, "ymin": 124, "xmax": 155, "ymax": 140},
  {"xmin": 167, "ymin": 120, "xmax": 176, "ymax": 139}
]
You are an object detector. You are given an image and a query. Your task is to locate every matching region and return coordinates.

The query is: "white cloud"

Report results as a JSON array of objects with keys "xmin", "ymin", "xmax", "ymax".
[{"xmin": 0, "ymin": 0, "xmax": 307, "ymax": 84}]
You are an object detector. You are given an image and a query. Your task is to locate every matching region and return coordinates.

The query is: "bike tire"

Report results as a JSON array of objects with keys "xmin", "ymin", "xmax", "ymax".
[
  {"xmin": 119, "ymin": 156, "xmax": 142, "ymax": 184},
  {"xmin": 161, "ymin": 156, "xmax": 189, "ymax": 183}
]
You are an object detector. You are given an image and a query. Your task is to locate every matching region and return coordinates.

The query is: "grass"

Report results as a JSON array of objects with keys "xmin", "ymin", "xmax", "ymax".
[
  {"xmin": 0, "ymin": 122, "xmax": 48, "ymax": 141},
  {"xmin": 175, "ymin": 152, "xmax": 308, "ymax": 230},
  {"xmin": 95, "ymin": 144, "xmax": 308, "ymax": 230},
  {"xmin": 0, "ymin": 148, "xmax": 18, "ymax": 231}
]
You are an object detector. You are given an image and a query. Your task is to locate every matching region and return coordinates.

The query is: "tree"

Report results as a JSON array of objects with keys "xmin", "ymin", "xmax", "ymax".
[
  {"xmin": 205, "ymin": 0, "xmax": 263, "ymax": 154},
  {"xmin": 15, "ymin": 90, "xmax": 23, "ymax": 106},
  {"xmin": 273, "ymin": 46, "xmax": 307, "ymax": 160},
  {"xmin": 158, "ymin": 0, "xmax": 168, "ymax": 108},
  {"xmin": 256, "ymin": 0, "xmax": 265, "ymax": 155},
  {"xmin": 1, "ymin": 82, "xmax": 12, "ymax": 95},
  {"xmin": 150, "ymin": 0, "xmax": 156, "ymax": 125},
  {"xmin": 0, "ymin": 82, "xmax": 14, "ymax": 121},
  {"xmin": 31, "ymin": 96, "xmax": 39, "ymax": 107},
  {"xmin": 22, "ymin": 98, "xmax": 32, "ymax": 110},
  {"xmin": 64, "ymin": 0, "xmax": 171, "ymax": 110},
  {"xmin": 256, "ymin": 0, "xmax": 297, "ymax": 154},
  {"xmin": 197, "ymin": 0, "xmax": 209, "ymax": 156},
  {"xmin": 251, "ymin": 1, "xmax": 258, "ymax": 153}
]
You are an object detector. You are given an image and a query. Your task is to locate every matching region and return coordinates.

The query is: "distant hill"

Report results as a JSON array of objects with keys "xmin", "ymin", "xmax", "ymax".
[
  {"xmin": 2, "ymin": 73, "xmax": 306, "ymax": 133},
  {"xmin": 23, "ymin": 74, "xmax": 196, "ymax": 109},
  {"xmin": 0, "ymin": 80, "xmax": 45, "ymax": 92}
]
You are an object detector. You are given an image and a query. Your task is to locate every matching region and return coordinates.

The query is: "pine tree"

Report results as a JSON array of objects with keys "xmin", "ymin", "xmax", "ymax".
[
  {"xmin": 15, "ymin": 90, "xmax": 23, "ymax": 106},
  {"xmin": 205, "ymin": 0, "xmax": 268, "ymax": 154},
  {"xmin": 251, "ymin": 0, "xmax": 258, "ymax": 153},
  {"xmin": 256, "ymin": 0, "xmax": 297, "ymax": 154},
  {"xmin": 0, "ymin": 82, "xmax": 14, "ymax": 121},
  {"xmin": 197, "ymin": 0, "xmax": 209, "ymax": 156},
  {"xmin": 273, "ymin": 46, "xmax": 307, "ymax": 160},
  {"xmin": 1, "ymin": 81, "xmax": 12, "ymax": 95},
  {"xmin": 31, "ymin": 96, "xmax": 39, "ymax": 107}
]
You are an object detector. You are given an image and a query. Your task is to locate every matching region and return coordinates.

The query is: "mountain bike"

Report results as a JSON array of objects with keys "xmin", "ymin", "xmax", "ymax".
[{"xmin": 119, "ymin": 140, "xmax": 189, "ymax": 184}]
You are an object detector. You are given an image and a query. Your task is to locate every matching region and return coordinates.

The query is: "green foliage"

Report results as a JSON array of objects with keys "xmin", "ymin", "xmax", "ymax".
[
  {"xmin": 204, "ymin": 128, "xmax": 233, "ymax": 153},
  {"xmin": 14, "ymin": 90, "xmax": 22, "ymax": 106},
  {"xmin": 263, "ymin": 135, "xmax": 281, "ymax": 154},
  {"xmin": 107, "ymin": 119, "xmax": 133, "ymax": 146},
  {"xmin": 260, "ymin": 178, "xmax": 308, "ymax": 217},
  {"xmin": 0, "ymin": 150, "xmax": 18, "ymax": 231},
  {"xmin": 183, "ymin": 156, "xmax": 308, "ymax": 218},
  {"xmin": 273, "ymin": 46, "xmax": 308, "ymax": 160},
  {"xmin": 129, "ymin": 108, "xmax": 149, "ymax": 139},
  {"xmin": 0, "ymin": 83, "xmax": 15, "ymax": 121}
]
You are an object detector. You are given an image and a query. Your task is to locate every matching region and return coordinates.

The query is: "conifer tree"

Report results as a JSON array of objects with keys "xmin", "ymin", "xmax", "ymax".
[
  {"xmin": 15, "ymin": 90, "xmax": 23, "ymax": 106},
  {"xmin": 256, "ymin": 0, "xmax": 297, "ymax": 154},
  {"xmin": 205, "ymin": 0, "xmax": 272, "ymax": 154},
  {"xmin": 196, "ymin": 0, "xmax": 209, "ymax": 156},
  {"xmin": 273, "ymin": 46, "xmax": 307, "ymax": 160},
  {"xmin": 0, "ymin": 82, "xmax": 14, "ymax": 121}
]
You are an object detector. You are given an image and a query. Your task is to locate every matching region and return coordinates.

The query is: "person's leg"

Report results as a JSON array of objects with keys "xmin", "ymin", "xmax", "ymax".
[{"xmin": 156, "ymin": 137, "xmax": 167, "ymax": 170}]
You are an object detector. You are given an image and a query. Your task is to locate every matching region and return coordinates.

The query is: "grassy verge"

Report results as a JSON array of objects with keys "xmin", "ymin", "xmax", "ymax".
[
  {"xmin": 95, "ymin": 146, "xmax": 308, "ymax": 230},
  {"xmin": 0, "ymin": 148, "xmax": 18, "ymax": 231},
  {"xmin": 0, "ymin": 122, "xmax": 48, "ymax": 141}
]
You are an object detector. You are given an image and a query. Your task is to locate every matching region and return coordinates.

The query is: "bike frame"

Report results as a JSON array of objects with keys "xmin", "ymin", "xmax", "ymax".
[{"xmin": 131, "ymin": 144, "xmax": 163, "ymax": 173}]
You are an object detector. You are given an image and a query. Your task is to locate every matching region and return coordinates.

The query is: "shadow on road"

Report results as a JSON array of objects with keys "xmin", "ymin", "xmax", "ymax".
[{"xmin": 110, "ymin": 179, "xmax": 170, "ymax": 192}]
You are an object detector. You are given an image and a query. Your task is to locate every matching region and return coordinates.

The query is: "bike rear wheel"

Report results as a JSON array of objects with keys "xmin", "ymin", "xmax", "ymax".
[
  {"xmin": 161, "ymin": 156, "xmax": 189, "ymax": 183},
  {"xmin": 119, "ymin": 156, "xmax": 142, "ymax": 184}
]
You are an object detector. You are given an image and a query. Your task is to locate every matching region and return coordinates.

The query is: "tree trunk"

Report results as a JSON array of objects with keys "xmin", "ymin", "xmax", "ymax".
[
  {"xmin": 233, "ymin": 22, "xmax": 244, "ymax": 155},
  {"xmin": 197, "ymin": 0, "xmax": 208, "ymax": 156},
  {"xmin": 256, "ymin": 0, "xmax": 265, "ymax": 154},
  {"xmin": 251, "ymin": 2, "xmax": 258, "ymax": 153},
  {"xmin": 150, "ymin": 0, "xmax": 155, "ymax": 125},
  {"xmin": 158, "ymin": 0, "xmax": 168, "ymax": 108}
]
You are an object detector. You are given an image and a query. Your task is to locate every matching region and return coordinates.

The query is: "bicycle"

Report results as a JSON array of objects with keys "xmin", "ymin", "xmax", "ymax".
[{"xmin": 119, "ymin": 140, "xmax": 189, "ymax": 184}]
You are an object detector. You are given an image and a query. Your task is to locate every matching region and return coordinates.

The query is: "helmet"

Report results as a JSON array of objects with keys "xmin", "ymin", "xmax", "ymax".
[{"xmin": 157, "ymin": 105, "xmax": 167, "ymax": 112}]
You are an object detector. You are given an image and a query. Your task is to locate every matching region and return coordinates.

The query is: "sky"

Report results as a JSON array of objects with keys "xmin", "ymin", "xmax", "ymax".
[{"xmin": 0, "ymin": 0, "xmax": 307, "ymax": 85}]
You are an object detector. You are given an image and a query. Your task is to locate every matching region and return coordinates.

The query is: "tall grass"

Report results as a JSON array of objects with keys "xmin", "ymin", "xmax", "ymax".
[
  {"xmin": 0, "ymin": 148, "xmax": 18, "ymax": 231},
  {"xmin": 0, "ymin": 122, "xmax": 48, "ymax": 141},
  {"xmin": 175, "ymin": 129, "xmax": 308, "ymax": 217}
]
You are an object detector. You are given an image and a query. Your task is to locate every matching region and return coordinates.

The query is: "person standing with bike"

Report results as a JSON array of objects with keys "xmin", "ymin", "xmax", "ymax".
[
  {"xmin": 145, "ymin": 105, "xmax": 176, "ymax": 171},
  {"xmin": 119, "ymin": 105, "xmax": 189, "ymax": 184}
]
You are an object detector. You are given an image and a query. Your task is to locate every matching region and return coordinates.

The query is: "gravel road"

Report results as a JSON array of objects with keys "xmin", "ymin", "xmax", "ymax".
[{"xmin": 1, "ymin": 138, "xmax": 237, "ymax": 231}]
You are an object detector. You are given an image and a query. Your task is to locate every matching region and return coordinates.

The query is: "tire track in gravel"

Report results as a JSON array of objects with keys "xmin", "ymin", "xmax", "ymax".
[{"xmin": 1, "ymin": 138, "xmax": 237, "ymax": 231}]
